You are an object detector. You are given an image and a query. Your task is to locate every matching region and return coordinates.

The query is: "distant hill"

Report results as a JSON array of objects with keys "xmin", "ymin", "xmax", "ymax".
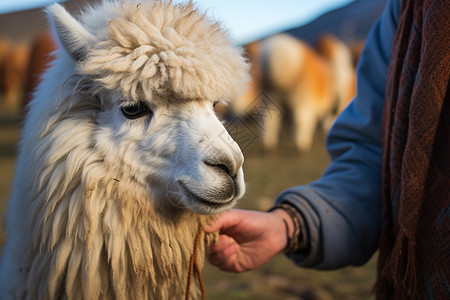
[{"xmin": 284, "ymin": 0, "xmax": 387, "ymax": 45}]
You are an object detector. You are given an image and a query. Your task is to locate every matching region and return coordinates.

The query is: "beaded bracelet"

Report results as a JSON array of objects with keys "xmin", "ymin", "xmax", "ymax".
[{"xmin": 268, "ymin": 203, "xmax": 308, "ymax": 253}]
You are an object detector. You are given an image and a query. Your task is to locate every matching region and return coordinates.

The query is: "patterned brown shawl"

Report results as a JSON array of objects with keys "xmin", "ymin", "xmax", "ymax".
[{"xmin": 378, "ymin": 0, "xmax": 449, "ymax": 298}]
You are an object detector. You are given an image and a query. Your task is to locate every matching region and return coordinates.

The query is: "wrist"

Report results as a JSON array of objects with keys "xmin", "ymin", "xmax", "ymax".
[
  {"xmin": 268, "ymin": 208, "xmax": 294, "ymax": 253},
  {"xmin": 268, "ymin": 203, "xmax": 306, "ymax": 253}
]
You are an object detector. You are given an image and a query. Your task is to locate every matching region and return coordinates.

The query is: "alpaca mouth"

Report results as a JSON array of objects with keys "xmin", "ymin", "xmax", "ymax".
[{"xmin": 179, "ymin": 182, "xmax": 235, "ymax": 210}]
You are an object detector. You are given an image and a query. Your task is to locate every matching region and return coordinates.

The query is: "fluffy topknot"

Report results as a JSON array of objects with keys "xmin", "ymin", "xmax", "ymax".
[{"xmin": 79, "ymin": 0, "xmax": 249, "ymax": 101}]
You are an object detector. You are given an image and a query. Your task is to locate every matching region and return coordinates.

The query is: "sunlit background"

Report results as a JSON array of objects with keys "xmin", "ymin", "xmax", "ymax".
[{"xmin": 0, "ymin": 0, "xmax": 387, "ymax": 299}]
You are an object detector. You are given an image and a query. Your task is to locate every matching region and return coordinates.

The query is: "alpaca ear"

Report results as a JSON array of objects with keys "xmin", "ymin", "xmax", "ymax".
[{"xmin": 46, "ymin": 3, "xmax": 96, "ymax": 61}]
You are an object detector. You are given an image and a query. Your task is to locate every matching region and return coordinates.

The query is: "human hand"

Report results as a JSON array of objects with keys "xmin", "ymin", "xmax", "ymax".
[{"xmin": 205, "ymin": 208, "xmax": 293, "ymax": 273}]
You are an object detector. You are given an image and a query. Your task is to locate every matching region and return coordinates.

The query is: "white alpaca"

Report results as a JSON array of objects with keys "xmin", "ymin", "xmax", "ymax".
[{"xmin": 0, "ymin": 1, "xmax": 249, "ymax": 299}]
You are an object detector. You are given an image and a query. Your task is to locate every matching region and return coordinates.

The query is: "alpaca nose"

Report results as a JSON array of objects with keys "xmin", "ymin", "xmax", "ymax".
[{"xmin": 203, "ymin": 146, "xmax": 243, "ymax": 178}]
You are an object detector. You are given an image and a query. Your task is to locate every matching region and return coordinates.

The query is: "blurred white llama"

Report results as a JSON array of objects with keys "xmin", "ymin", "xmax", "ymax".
[{"xmin": 0, "ymin": 1, "xmax": 248, "ymax": 299}]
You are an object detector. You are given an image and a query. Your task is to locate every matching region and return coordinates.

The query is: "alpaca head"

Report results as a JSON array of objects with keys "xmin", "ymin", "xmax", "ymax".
[{"xmin": 45, "ymin": 1, "xmax": 249, "ymax": 215}]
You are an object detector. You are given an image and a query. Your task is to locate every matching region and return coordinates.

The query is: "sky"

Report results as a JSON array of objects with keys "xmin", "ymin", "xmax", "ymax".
[{"xmin": 0, "ymin": 0, "xmax": 354, "ymax": 44}]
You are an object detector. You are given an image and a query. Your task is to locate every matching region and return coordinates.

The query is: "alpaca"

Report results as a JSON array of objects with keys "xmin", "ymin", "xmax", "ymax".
[
  {"xmin": 231, "ymin": 34, "xmax": 356, "ymax": 152},
  {"xmin": 263, "ymin": 34, "xmax": 336, "ymax": 151},
  {"xmin": 0, "ymin": 1, "xmax": 249, "ymax": 299},
  {"xmin": 231, "ymin": 34, "xmax": 335, "ymax": 152}
]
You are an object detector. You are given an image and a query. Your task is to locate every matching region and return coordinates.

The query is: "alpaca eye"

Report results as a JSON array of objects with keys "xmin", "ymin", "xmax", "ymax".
[
  {"xmin": 121, "ymin": 102, "xmax": 151, "ymax": 119},
  {"xmin": 213, "ymin": 101, "xmax": 219, "ymax": 108}
]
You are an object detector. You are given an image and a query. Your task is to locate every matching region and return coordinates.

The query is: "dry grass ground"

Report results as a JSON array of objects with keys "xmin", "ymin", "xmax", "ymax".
[{"xmin": 0, "ymin": 111, "xmax": 377, "ymax": 299}]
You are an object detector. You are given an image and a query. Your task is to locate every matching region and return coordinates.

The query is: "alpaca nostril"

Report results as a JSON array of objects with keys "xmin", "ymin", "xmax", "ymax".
[
  {"xmin": 204, "ymin": 161, "xmax": 235, "ymax": 177},
  {"xmin": 216, "ymin": 164, "xmax": 231, "ymax": 176}
]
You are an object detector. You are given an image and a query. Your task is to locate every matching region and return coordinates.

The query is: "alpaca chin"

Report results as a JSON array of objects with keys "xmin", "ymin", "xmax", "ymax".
[
  {"xmin": 177, "ymin": 164, "xmax": 246, "ymax": 215},
  {"xmin": 180, "ymin": 182, "xmax": 237, "ymax": 215},
  {"xmin": 164, "ymin": 178, "xmax": 243, "ymax": 215}
]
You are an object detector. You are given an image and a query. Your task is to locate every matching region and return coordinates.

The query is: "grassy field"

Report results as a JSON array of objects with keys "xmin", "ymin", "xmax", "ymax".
[{"xmin": 0, "ymin": 112, "xmax": 377, "ymax": 299}]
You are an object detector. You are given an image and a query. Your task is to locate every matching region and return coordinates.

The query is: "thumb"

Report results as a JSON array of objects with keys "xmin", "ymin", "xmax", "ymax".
[{"xmin": 204, "ymin": 209, "xmax": 245, "ymax": 233}]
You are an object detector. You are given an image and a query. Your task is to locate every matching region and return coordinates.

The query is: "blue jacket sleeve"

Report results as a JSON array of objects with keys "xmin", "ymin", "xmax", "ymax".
[{"xmin": 275, "ymin": 0, "xmax": 400, "ymax": 269}]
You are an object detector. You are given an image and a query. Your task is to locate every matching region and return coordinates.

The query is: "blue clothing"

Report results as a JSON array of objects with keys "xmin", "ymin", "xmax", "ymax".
[{"xmin": 276, "ymin": 0, "xmax": 401, "ymax": 269}]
